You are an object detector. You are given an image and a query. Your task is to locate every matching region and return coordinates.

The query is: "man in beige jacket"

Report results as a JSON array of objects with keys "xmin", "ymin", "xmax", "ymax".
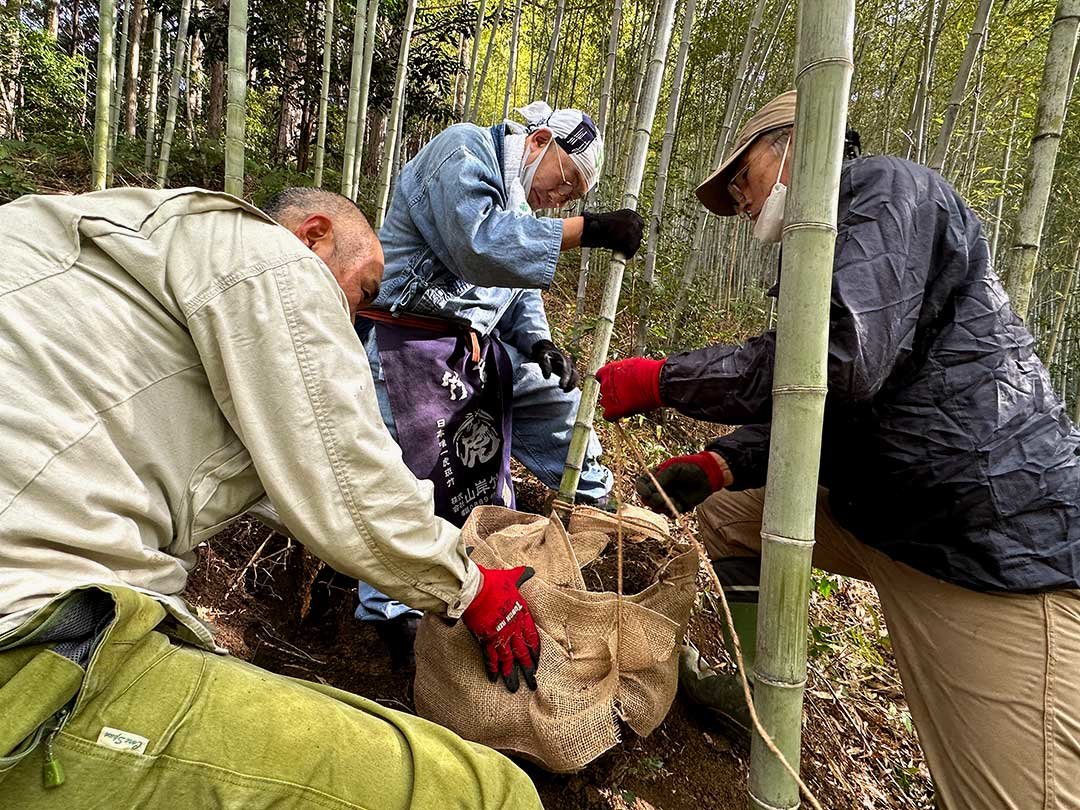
[{"xmin": 0, "ymin": 186, "xmax": 542, "ymax": 809}]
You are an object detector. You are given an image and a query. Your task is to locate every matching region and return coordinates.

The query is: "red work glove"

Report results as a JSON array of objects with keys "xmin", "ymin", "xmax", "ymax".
[
  {"xmin": 635, "ymin": 451, "xmax": 729, "ymax": 515},
  {"xmin": 595, "ymin": 357, "xmax": 666, "ymax": 421},
  {"xmin": 462, "ymin": 564, "xmax": 541, "ymax": 693}
]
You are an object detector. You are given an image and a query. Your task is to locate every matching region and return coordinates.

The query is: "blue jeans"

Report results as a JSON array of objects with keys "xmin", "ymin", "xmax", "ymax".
[{"xmin": 355, "ymin": 326, "xmax": 612, "ymax": 621}]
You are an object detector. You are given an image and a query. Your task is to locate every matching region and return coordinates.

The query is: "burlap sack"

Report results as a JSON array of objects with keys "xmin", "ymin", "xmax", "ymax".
[{"xmin": 413, "ymin": 505, "xmax": 698, "ymax": 773}]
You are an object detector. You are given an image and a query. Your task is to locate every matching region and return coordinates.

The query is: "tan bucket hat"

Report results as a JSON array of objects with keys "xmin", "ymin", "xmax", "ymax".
[{"xmin": 696, "ymin": 89, "xmax": 797, "ymax": 216}]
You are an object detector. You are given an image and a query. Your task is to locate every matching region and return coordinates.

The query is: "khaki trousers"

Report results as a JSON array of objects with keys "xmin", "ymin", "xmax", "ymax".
[
  {"xmin": 1, "ymin": 586, "xmax": 542, "ymax": 810},
  {"xmin": 698, "ymin": 488, "xmax": 1080, "ymax": 810}
]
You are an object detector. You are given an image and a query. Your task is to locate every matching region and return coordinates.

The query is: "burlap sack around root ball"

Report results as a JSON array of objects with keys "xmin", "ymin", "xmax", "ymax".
[{"xmin": 413, "ymin": 505, "xmax": 698, "ymax": 773}]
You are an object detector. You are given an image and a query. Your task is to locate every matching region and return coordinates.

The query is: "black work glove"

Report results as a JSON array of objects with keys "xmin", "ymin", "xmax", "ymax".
[
  {"xmin": 581, "ymin": 209, "xmax": 645, "ymax": 258},
  {"xmin": 530, "ymin": 339, "xmax": 581, "ymax": 393},
  {"xmin": 634, "ymin": 451, "xmax": 728, "ymax": 515}
]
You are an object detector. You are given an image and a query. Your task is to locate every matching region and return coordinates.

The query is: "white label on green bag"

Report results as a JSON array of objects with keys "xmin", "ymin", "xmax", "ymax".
[{"xmin": 96, "ymin": 727, "xmax": 150, "ymax": 755}]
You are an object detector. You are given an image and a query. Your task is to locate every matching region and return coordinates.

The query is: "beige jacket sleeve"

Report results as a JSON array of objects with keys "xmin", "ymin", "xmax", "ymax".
[{"xmin": 185, "ymin": 246, "xmax": 480, "ymax": 616}]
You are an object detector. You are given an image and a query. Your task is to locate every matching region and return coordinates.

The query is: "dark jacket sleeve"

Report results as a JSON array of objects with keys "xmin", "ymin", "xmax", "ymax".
[
  {"xmin": 660, "ymin": 158, "xmax": 948, "ymax": 424},
  {"xmin": 706, "ymin": 424, "xmax": 771, "ymax": 490}
]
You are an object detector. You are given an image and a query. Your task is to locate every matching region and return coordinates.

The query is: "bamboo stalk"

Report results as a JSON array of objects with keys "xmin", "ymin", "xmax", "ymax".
[
  {"xmin": 716, "ymin": 0, "xmax": 769, "ymax": 158},
  {"xmin": 224, "ymin": 0, "xmax": 247, "ymax": 197},
  {"xmin": 1005, "ymin": 0, "xmax": 1080, "ymax": 320},
  {"xmin": 350, "ymin": 0, "xmax": 379, "ymax": 197},
  {"xmin": 340, "ymin": 0, "xmax": 369, "ymax": 197},
  {"xmin": 574, "ymin": 0, "xmax": 623, "ymax": 319},
  {"xmin": 541, "ymin": 0, "xmax": 566, "ymax": 100},
  {"xmin": 990, "ymin": 96, "xmax": 1020, "ymax": 266},
  {"xmin": 636, "ymin": 0, "xmax": 697, "ymax": 355},
  {"xmin": 749, "ymin": 1, "xmax": 854, "ymax": 806},
  {"xmin": 462, "ymin": 0, "xmax": 489, "ymax": 121},
  {"xmin": 107, "ymin": 0, "xmax": 130, "ymax": 182},
  {"xmin": 93, "ymin": 0, "xmax": 117, "ymax": 190},
  {"xmin": 155, "ymin": 0, "xmax": 193, "ymax": 188},
  {"xmin": 502, "ymin": 0, "xmax": 523, "ymax": 121},
  {"xmin": 143, "ymin": 10, "xmax": 162, "ymax": 172},
  {"xmin": 928, "ymin": 0, "xmax": 994, "ymax": 172},
  {"xmin": 555, "ymin": 0, "xmax": 679, "ymax": 508},
  {"xmin": 373, "ymin": 0, "xmax": 417, "ymax": 228},
  {"xmin": 313, "ymin": 0, "xmax": 334, "ymax": 188},
  {"xmin": 1047, "ymin": 245, "xmax": 1080, "ymax": 364},
  {"xmin": 469, "ymin": 0, "xmax": 508, "ymax": 122}
]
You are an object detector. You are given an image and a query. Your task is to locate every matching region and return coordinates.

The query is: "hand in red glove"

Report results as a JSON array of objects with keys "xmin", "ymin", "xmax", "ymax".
[
  {"xmin": 462, "ymin": 564, "xmax": 541, "ymax": 693},
  {"xmin": 635, "ymin": 451, "xmax": 731, "ymax": 515},
  {"xmin": 594, "ymin": 357, "xmax": 666, "ymax": 421}
]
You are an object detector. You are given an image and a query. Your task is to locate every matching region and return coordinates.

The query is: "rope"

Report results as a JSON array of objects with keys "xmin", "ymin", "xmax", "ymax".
[
  {"xmin": 614, "ymin": 422, "xmax": 624, "ymax": 654},
  {"xmin": 613, "ymin": 423, "xmax": 824, "ymax": 810}
]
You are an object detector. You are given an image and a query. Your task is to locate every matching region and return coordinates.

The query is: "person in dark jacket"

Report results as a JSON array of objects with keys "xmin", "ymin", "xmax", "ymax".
[{"xmin": 596, "ymin": 90, "xmax": 1080, "ymax": 809}]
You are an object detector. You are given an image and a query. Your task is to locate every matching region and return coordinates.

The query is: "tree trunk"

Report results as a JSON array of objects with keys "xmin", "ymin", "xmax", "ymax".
[
  {"xmin": 156, "ymin": 0, "xmax": 192, "ymax": 187},
  {"xmin": 540, "ymin": 0, "xmax": 566, "ymax": 100},
  {"xmin": 45, "ymin": 0, "xmax": 59, "ymax": 37},
  {"xmin": 94, "ymin": 0, "xmax": 117, "ymax": 190},
  {"xmin": 574, "ymin": 0, "xmax": 622, "ymax": 319},
  {"xmin": 71, "ymin": 0, "xmax": 83, "ymax": 57},
  {"xmin": 349, "ymin": 0, "xmax": 379, "ymax": 195},
  {"xmin": 928, "ymin": 0, "xmax": 994, "ymax": 172},
  {"xmin": 452, "ymin": 33, "xmax": 467, "ymax": 119},
  {"xmin": 469, "ymin": 0, "xmax": 507, "ymax": 122},
  {"xmin": 1005, "ymin": 0, "xmax": 1080, "ymax": 320},
  {"xmin": 373, "ymin": 0, "xmax": 417, "ymax": 228},
  {"xmin": 225, "ymin": 0, "xmax": 247, "ymax": 196},
  {"xmin": 614, "ymin": 0, "xmax": 659, "ymax": 186},
  {"xmin": 123, "ymin": 0, "xmax": 145, "ymax": 138},
  {"xmin": 502, "ymin": 0, "xmax": 523, "ymax": 121},
  {"xmin": 107, "ymin": 0, "xmax": 131, "ymax": 180},
  {"xmin": 1047, "ymin": 245, "xmax": 1080, "ymax": 365},
  {"xmin": 207, "ymin": 58, "xmax": 225, "ymax": 141},
  {"xmin": 313, "ymin": 0, "xmax": 334, "ymax": 187},
  {"xmin": 555, "ymin": 0, "xmax": 678, "ymax": 508},
  {"xmin": 340, "ymin": 0, "xmax": 368, "ymax": 197},
  {"xmin": 462, "ymin": 0, "xmax": 488, "ymax": 121},
  {"xmin": 144, "ymin": 10, "xmax": 162, "ymax": 171},
  {"xmin": 749, "ymin": 1, "xmax": 854, "ymax": 807},
  {"xmin": 635, "ymin": 0, "xmax": 696, "ymax": 355}
]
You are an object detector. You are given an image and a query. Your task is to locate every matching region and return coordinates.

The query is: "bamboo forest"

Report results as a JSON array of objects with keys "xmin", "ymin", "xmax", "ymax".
[{"xmin": 1, "ymin": 0, "xmax": 1078, "ymax": 807}]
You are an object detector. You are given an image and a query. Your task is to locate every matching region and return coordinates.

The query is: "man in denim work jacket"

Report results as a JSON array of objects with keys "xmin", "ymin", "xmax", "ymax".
[{"xmin": 353, "ymin": 102, "xmax": 644, "ymax": 654}]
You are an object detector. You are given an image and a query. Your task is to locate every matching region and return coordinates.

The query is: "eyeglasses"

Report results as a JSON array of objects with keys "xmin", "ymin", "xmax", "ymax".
[
  {"xmin": 727, "ymin": 133, "xmax": 786, "ymax": 216},
  {"xmin": 553, "ymin": 147, "xmax": 583, "ymax": 201}
]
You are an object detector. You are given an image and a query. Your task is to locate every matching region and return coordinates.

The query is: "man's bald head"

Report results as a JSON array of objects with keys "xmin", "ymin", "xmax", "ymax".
[{"xmin": 261, "ymin": 187, "xmax": 383, "ymax": 317}]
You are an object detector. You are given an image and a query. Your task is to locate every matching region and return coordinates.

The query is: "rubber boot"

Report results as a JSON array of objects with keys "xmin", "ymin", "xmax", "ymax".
[{"xmin": 679, "ymin": 600, "xmax": 759, "ymax": 742}]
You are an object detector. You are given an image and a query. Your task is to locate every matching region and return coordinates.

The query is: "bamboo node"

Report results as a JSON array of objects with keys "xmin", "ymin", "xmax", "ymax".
[
  {"xmin": 796, "ymin": 55, "xmax": 854, "ymax": 74},
  {"xmin": 748, "ymin": 790, "xmax": 801, "ymax": 810},
  {"xmin": 752, "ymin": 672, "xmax": 809, "ymax": 690},
  {"xmin": 760, "ymin": 531, "xmax": 815, "ymax": 547},
  {"xmin": 771, "ymin": 385, "xmax": 827, "ymax": 396}
]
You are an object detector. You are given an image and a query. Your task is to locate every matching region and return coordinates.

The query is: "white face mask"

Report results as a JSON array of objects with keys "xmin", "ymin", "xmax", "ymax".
[
  {"xmin": 752, "ymin": 138, "xmax": 790, "ymax": 244},
  {"xmin": 518, "ymin": 139, "xmax": 551, "ymax": 207}
]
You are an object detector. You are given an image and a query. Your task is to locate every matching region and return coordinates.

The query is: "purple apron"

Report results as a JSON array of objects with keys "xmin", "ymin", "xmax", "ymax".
[{"xmin": 375, "ymin": 322, "xmax": 515, "ymax": 527}]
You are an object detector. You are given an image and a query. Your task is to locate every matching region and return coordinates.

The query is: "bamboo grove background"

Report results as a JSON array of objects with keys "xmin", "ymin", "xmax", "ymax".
[{"xmin": 1, "ymin": 0, "xmax": 1079, "ymax": 410}]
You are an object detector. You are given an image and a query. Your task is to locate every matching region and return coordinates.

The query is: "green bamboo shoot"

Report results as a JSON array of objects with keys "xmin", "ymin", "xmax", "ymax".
[
  {"xmin": 225, "ymin": 0, "xmax": 247, "ymax": 196},
  {"xmin": 93, "ymin": 0, "xmax": 116, "ymax": 190},
  {"xmin": 156, "ymin": 0, "xmax": 193, "ymax": 188},
  {"xmin": 556, "ymin": 0, "xmax": 679, "ymax": 508},
  {"xmin": 373, "ymin": 0, "xmax": 417, "ymax": 228},
  {"xmin": 313, "ymin": 0, "xmax": 335, "ymax": 188},
  {"xmin": 143, "ymin": 10, "xmax": 162, "ymax": 172},
  {"xmin": 749, "ymin": 2, "xmax": 854, "ymax": 808},
  {"xmin": 1005, "ymin": 0, "xmax": 1080, "ymax": 320}
]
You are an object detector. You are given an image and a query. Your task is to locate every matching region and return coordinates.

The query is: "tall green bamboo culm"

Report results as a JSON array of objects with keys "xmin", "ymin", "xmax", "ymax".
[
  {"xmin": 1004, "ymin": 0, "xmax": 1080, "ymax": 321},
  {"xmin": 462, "ymin": 0, "xmax": 488, "ymax": 122},
  {"xmin": 340, "ymin": 0, "xmax": 369, "ymax": 198},
  {"xmin": 349, "ymin": 0, "xmax": 379, "ymax": 199},
  {"xmin": 313, "ymin": 0, "xmax": 335, "ymax": 188},
  {"xmin": 748, "ymin": 1, "xmax": 854, "ymax": 807},
  {"xmin": 156, "ymin": 0, "xmax": 193, "ymax": 188},
  {"xmin": 555, "ymin": 0, "xmax": 679, "ymax": 510},
  {"xmin": 468, "ymin": 0, "xmax": 507, "ymax": 122},
  {"xmin": 373, "ymin": 0, "xmax": 417, "ymax": 228},
  {"xmin": 93, "ymin": 0, "xmax": 117, "ymax": 190},
  {"xmin": 106, "ymin": 0, "xmax": 130, "ymax": 182},
  {"xmin": 224, "ymin": 0, "xmax": 247, "ymax": 196},
  {"xmin": 143, "ymin": 10, "xmax": 162, "ymax": 171},
  {"xmin": 501, "ymin": 0, "xmax": 523, "ymax": 121}
]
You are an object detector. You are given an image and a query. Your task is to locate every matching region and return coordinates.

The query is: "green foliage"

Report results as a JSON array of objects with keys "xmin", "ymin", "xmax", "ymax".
[{"xmin": 1, "ymin": 17, "xmax": 87, "ymax": 137}]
